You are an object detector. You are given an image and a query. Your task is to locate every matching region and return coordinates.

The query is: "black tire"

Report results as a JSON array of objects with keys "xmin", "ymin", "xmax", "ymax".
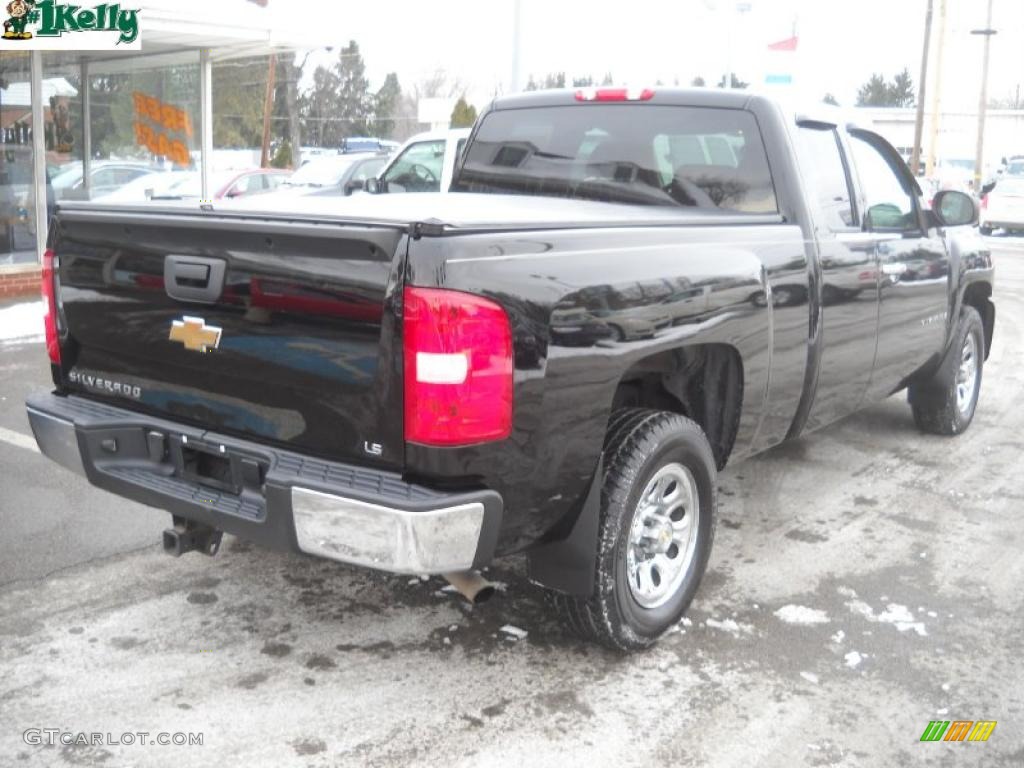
[
  {"xmin": 908, "ymin": 306, "xmax": 985, "ymax": 435},
  {"xmin": 548, "ymin": 408, "xmax": 717, "ymax": 651},
  {"xmin": 979, "ymin": 225, "xmax": 993, "ymax": 236}
]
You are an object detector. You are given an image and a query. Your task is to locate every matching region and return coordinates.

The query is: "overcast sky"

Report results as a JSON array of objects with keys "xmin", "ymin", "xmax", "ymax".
[{"xmin": 282, "ymin": 0, "xmax": 1024, "ymax": 112}]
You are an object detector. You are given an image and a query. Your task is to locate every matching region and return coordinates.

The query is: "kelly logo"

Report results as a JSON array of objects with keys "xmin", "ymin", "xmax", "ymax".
[
  {"xmin": 1, "ymin": 0, "xmax": 140, "ymax": 48},
  {"xmin": 920, "ymin": 720, "xmax": 997, "ymax": 743}
]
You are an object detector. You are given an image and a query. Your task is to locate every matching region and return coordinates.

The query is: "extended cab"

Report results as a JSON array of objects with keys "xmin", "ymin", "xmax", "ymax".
[{"xmin": 27, "ymin": 89, "xmax": 994, "ymax": 650}]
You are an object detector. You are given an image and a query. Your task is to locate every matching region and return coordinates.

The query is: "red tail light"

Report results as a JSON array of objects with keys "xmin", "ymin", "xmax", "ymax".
[
  {"xmin": 403, "ymin": 286, "xmax": 513, "ymax": 446},
  {"xmin": 575, "ymin": 87, "xmax": 655, "ymax": 102},
  {"xmin": 41, "ymin": 248, "xmax": 61, "ymax": 365},
  {"xmin": 981, "ymin": 194, "xmax": 988, "ymax": 209}
]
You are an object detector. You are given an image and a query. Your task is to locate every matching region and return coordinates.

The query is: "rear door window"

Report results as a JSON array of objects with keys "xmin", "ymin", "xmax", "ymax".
[
  {"xmin": 795, "ymin": 125, "xmax": 856, "ymax": 231},
  {"xmin": 454, "ymin": 104, "xmax": 777, "ymax": 213}
]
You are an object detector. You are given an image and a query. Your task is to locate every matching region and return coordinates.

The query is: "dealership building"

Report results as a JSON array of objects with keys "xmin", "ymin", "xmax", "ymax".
[{"xmin": 0, "ymin": 0, "xmax": 317, "ymax": 296}]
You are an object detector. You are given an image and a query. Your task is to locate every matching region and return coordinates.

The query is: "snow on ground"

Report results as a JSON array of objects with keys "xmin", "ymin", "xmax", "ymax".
[
  {"xmin": 774, "ymin": 604, "xmax": 830, "ymax": 625},
  {"xmin": 877, "ymin": 603, "xmax": 928, "ymax": 636},
  {"xmin": 0, "ymin": 301, "xmax": 44, "ymax": 345}
]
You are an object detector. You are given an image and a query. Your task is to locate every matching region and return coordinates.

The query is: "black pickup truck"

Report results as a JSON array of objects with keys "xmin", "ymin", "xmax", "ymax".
[{"xmin": 27, "ymin": 89, "xmax": 994, "ymax": 650}]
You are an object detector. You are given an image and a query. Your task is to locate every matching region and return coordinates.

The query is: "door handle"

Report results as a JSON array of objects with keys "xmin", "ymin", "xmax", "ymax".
[{"xmin": 164, "ymin": 255, "xmax": 226, "ymax": 304}]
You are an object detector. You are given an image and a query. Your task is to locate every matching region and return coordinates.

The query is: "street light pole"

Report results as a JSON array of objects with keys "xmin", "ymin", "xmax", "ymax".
[
  {"xmin": 510, "ymin": 0, "xmax": 522, "ymax": 93},
  {"xmin": 911, "ymin": 0, "xmax": 933, "ymax": 176},
  {"xmin": 926, "ymin": 0, "xmax": 947, "ymax": 176},
  {"xmin": 971, "ymin": 0, "xmax": 996, "ymax": 191}
]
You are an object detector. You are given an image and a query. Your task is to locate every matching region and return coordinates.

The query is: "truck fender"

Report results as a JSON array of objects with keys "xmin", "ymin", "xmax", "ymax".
[{"xmin": 526, "ymin": 453, "xmax": 603, "ymax": 597}]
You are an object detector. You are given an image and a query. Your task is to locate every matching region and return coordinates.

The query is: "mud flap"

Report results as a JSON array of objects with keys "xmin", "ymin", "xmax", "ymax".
[{"xmin": 526, "ymin": 454, "xmax": 603, "ymax": 597}]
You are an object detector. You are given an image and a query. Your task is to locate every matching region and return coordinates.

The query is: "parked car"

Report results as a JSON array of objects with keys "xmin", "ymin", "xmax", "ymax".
[
  {"xmin": 50, "ymin": 161, "xmax": 152, "ymax": 201},
  {"xmin": 340, "ymin": 136, "xmax": 399, "ymax": 154},
  {"xmin": 368, "ymin": 128, "xmax": 470, "ymax": 194},
  {"xmin": 166, "ymin": 168, "xmax": 289, "ymax": 200},
  {"xmin": 93, "ymin": 170, "xmax": 194, "ymax": 202},
  {"xmin": 272, "ymin": 152, "xmax": 389, "ymax": 197},
  {"xmin": 980, "ymin": 176, "xmax": 1024, "ymax": 234},
  {"xmin": 29, "ymin": 89, "xmax": 993, "ymax": 651},
  {"xmin": 1004, "ymin": 159, "xmax": 1024, "ymax": 176}
]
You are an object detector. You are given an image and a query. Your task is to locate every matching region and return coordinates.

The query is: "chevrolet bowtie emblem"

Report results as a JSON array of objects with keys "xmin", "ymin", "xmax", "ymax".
[{"xmin": 169, "ymin": 316, "xmax": 222, "ymax": 353}]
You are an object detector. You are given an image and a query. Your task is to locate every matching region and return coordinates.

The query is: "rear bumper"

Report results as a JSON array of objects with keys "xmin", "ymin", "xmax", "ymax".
[{"xmin": 26, "ymin": 392, "xmax": 502, "ymax": 574}]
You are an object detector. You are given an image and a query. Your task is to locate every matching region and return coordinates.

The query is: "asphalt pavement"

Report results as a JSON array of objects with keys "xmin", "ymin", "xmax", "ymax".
[{"xmin": 1, "ymin": 240, "xmax": 1023, "ymax": 767}]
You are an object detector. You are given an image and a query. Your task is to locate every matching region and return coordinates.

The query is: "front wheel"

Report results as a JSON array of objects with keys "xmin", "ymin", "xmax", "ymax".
[
  {"xmin": 908, "ymin": 306, "xmax": 985, "ymax": 435},
  {"xmin": 548, "ymin": 409, "xmax": 717, "ymax": 651}
]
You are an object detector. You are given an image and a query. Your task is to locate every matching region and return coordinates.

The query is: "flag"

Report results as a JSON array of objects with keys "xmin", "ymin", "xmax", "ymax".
[{"xmin": 768, "ymin": 36, "xmax": 798, "ymax": 51}]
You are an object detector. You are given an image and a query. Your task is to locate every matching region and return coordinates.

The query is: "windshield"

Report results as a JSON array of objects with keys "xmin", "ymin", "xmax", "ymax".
[
  {"xmin": 1006, "ymin": 161, "xmax": 1024, "ymax": 176},
  {"xmin": 453, "ymin": 104, "xmax": 777, "ymax": 213},
  {"xmin": 285, "ymin": 156, "xmax": 358, "ymax": 187}
]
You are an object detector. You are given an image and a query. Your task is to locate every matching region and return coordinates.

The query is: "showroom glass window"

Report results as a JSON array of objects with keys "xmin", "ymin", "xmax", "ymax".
[{"xmin": 0, "ymin": 53, "xmax": 36, "ymax": 266}]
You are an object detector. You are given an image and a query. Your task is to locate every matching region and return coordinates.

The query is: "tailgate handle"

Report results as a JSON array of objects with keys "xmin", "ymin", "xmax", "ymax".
[{"xmin": 164, "ymin": 255, "xmax": 226, "ymax": 304}]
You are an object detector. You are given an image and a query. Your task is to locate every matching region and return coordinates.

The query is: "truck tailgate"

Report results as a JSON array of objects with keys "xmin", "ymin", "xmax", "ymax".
[{"xmin": 50, "ymin": 206, "xmax": 407, "ymax": 469}]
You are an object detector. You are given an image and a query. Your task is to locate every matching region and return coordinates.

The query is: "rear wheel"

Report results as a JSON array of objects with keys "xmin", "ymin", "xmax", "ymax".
[
  {"xmin": 548, "ymin": 409, "xmax": 716, "ymax": 651},
  {"xmin": 909, "ymin": 306, "xmax": 985, "ymax": 435},
  {"xmin": 979, "ymin": 225, "xmax": 994, "ymax": 236}
]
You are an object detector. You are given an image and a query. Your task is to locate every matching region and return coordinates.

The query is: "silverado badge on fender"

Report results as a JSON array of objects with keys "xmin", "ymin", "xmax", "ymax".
[{"xmin": 169, "ymin": 316, "xmax": 222, "ymax": 353}]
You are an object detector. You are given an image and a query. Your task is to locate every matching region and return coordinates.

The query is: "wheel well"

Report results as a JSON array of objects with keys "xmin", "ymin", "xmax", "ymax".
[
  {"xmin": 610, "ymin": 344, "xmax": 743, "ymax": 470},
  {"xmin": 962, "ymin": 282, "xmax": 994, "ymax": 359}
]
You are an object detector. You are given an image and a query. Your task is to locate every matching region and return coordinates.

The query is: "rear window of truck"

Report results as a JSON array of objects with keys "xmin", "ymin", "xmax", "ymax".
[{"xmin": 453, "ymin": 105, "xmax": 777, "ymax": 213}]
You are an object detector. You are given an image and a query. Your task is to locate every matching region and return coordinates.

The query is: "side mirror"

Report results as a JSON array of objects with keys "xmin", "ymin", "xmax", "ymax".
[
  {"xmin": 932, "ymin": 189, "xmax": 978, "ymax": 228},
  {"xmin": 345, "ymin": 178, "xmax": 365, "ymax": 195},
  {"xmin": 364, "ymin": 177, "xmax": 381, "ymax": 194}
]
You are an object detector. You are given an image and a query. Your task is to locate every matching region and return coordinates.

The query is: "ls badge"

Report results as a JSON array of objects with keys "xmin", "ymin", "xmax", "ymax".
[{"xmin": 169, "ymin": 316, "xmax": 222, "ymax": 353}]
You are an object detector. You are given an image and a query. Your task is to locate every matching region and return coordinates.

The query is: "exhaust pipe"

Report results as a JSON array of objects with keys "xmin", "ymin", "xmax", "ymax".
[
  {"xmin": 163, "ymin": 517, "xmax": 223, "ymax": 557},
  {"xmin": 442, "ymin": 571, "xmax": 497, "ymax": 604}
]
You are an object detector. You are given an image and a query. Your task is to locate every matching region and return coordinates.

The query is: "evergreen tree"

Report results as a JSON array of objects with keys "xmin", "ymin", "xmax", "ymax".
[
  {"xmin": 300, "ymin": 65, "xmax": 341, "ymax": 147},
  {"xmin": 335, "ymin": 40, "xmax": 372, "ymax": 139},
  {"xmin": 856, "ymin": 71, "xmax": 913, "ymax": 107},
  {"xmin": 450, "ymin": 96, "xmax": 478, "ymax": 128},
  {"xmin": 542, "ymin": 72, "xmax": 566, "ymax": 89},
  {"xmin": 373, "ymin": 72, "xmax": 402, "ymax": 139},
  {"xmin": 716, "ymin": 73, "xmax": 748, "ymax": 89},
  {"xmin": 890, "ymin": 68, "xmax": 915, "ymax": 107}
]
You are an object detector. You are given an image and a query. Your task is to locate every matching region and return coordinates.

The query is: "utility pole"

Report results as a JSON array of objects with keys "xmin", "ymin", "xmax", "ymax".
[
  {"xmin": 260, "ymin": 53, "xmax": 277, "ymax": 168},
  {"xmin": 509, "ymin": 0, "xmax": 521, "ymax": 93},
  {"xmin": 971, "ymin": 0, "xmax": 997, "ymax": 191},
  {"xmin": 911, "ymin": 0, "xmax": 933, "ymax": 176},
  {"xmin": 926, "ymin": 0, "xmax": 947, "ymax": 176}
]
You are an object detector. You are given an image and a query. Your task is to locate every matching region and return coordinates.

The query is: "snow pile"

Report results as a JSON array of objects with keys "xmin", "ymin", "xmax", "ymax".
[
  {"xmin": 0, "ymin": 300, "xmax": 45, "ymax": 345},
  {"xmin": 877, "ymin": 603, "xmax": 928, "ymax": 636},
  {"xmin": 774, "ymin": 605, "xmax": 830, "ymax": 625},
  {"xmin": 499, "ymin": 625, "xmax": 528, "ymax": 641},
  {"xmin": 844, "ymin": 651, "xmax": 865, "ymax": 668}
]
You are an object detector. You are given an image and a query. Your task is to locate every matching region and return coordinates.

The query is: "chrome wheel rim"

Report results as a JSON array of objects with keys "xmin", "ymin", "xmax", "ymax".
[
  {"xmin": 956, "ymin": 332, "xmax": 979, "ymax": 416},
  {"xmin": 626, "ymin": 462, "xmax": 700, "ymax": 609}
]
